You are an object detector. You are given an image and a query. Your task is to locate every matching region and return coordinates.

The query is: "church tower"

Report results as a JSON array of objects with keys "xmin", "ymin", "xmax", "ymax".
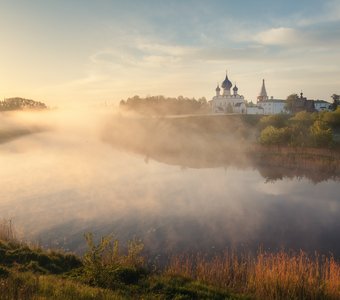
[
  {"xmin": 257, "ymin": 79, "xmax": 268, "ymax": 102},
  {"xmin": 221, "ymin": 71, "xmax": 232, "ymax": 96},
  {"xmin": 215, "ymin": 84, "xmax": 221, "ymax": 96}
]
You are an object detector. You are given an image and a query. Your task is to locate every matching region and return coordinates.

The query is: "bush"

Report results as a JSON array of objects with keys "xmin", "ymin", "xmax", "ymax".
[
  {"xmin": 259, "ymin": 126, "xmax": 291, "ymax": 145},
  {"xmin": 259, "ymin": 114, "xmax": 288, "ymax": 129},
  {"xmin": 309, "ymin": 120, "xmax": 333, "ymax": 147},
  {"xmin": 289, "ymin": 111, "xmax": 315, "ymax": 127},
  {"xmin": 322, "ymin": 108, "xmax": 340, "ymax": 128},
  {"xmin": 82, "ymin": 233, "xmax": 146, "ymax": 289}
]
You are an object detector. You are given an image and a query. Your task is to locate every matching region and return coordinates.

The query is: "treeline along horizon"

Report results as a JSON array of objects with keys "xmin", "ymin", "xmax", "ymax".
[{"xmin": 119, "ymin": 95, "xmax": 210, "ymax": 115}]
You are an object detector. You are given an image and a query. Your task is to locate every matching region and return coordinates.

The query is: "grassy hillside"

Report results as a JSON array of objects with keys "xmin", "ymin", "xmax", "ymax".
[
  {"xmin": 0, "ymin": 228, "xmax": 243, "ymax": 300},
  {"xmin": 1, "ymin": 222, "xmax": 339, "ymax": 299}
]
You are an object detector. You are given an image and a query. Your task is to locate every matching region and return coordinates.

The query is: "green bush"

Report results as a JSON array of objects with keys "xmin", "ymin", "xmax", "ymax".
[
  {"xmin": 82, "ymin": 233, "xmax": 147, "ymax": 289},
  {"xmin": 259, "ymin": 126, "xmax": 291, "ymax": 145},
  {"xmin": 309, "ymin": 120, "xmax": 333, "ymax": 147},
  {"xmin": 0, "ymin": 240, "xmax": 81, "ymax": 274},
  {"xmin": 289, "ymin": 111, "xmax": 315, "ymax": 127},
  {"xmin": 322, "ymin": 108, "xmax": 340, "ymax": 128},
  {"xmin": 259, "ymin": 114, "xmax": 289, "ymax": 129}
]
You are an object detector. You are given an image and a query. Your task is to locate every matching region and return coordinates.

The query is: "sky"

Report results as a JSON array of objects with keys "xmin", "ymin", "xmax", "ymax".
[{"xmin": 0, "ymin": 0, "xmax": 339, "ymax": 107}]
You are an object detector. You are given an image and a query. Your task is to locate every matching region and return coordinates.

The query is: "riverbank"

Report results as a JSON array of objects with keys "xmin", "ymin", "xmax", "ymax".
[
  {"xmin": 1, "ymin": 229, "xmax": 339, "ymax": 300},
  {"xmin": 103, "ymin": 114, "xmax": 340, "ymax": 181}
]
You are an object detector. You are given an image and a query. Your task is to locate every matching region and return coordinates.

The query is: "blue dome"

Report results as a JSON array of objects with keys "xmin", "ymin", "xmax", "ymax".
[{"xmin": 221, "ymin": 73, "xmax": 232, "ymax": 90}]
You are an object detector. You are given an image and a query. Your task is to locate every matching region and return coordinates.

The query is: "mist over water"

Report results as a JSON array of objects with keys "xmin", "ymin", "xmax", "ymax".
[{"xmin": 0, "ymin": 109, "xmax": 339, "ymax": 259}]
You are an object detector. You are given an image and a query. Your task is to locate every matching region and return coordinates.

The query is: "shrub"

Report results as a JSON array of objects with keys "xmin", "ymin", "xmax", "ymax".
[
  {"xmin": 259, "ymin": 126, "xmax": 291, "ymax": 145},
  {"xmin": 322, "ymin": 108, "xmax": 340, "ymax": 128},
  {"xmin": 289, "ymin": 111, "xmax": 315, "ymax": 127},
  {"xmin": 309, "ymin": 120, "xmax": 333, "ymax": 147},
  {"xmin": 259, "ymin": 114, "xmax": 288, "ymax": 129},
  {"xmin": 82, "ymin": 233, "xmax": 146, "ymax": 289}
]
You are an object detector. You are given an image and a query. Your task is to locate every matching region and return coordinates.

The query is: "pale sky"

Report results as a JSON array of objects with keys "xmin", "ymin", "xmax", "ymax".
[{"xmin": 0, "ymin": 0, "xmax": 339, "ymax": 107}]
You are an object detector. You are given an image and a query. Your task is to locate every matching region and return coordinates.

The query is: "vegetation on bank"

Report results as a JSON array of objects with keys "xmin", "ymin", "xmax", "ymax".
[
  {"xmin": 0, "ymin": 97, "xmax": 47, "ymax": 111},
  {"xmin": 1, "ymin": 220, "xmax": 340, "ymax": 299},
  {"xmin": 119, "ymin": 95, "xmax": 210, "ymax": 115},
  {"xmin": 259, "ymin": 108, "xmax": 340, "ymax": 147}
]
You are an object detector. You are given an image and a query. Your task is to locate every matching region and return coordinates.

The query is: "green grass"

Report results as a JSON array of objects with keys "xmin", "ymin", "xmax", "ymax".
[
  {"xmin": 1, "ymin": 227, "xmax": 339, "ymax": 299},
  {"xmin": 0, "ymin": 231, "xmax": 243, "ymax": 300}
]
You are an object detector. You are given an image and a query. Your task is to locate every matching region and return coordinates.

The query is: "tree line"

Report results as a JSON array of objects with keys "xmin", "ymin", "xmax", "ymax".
[
  {"xmin": 120, "ymin": 95, "xmax": 209, "ymax": 115},
  {"xmin": 0, "ymin": 97, "xmax": 47, "ymax": 111},
  {"xmin": 259, "ymin": 108, "xmax": 340, "ymax": 147}
]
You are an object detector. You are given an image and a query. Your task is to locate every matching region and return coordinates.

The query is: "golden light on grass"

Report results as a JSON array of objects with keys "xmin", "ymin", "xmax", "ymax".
[{"xmin": 166, "ymin": 249, "xmax": 340, "ymax": 299}]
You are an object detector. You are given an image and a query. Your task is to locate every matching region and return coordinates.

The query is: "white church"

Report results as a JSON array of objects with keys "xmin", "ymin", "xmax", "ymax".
[
  {"xmin": 210, "ymin": 72, "xmax": 246, "ymax": 114},
  {"xmin": 247, "ymin": 79, "xmax": 287, "ymax": 115},
  {"xmin": 210, "ymin": 71, "xmax": 332, "ymax": 115}
]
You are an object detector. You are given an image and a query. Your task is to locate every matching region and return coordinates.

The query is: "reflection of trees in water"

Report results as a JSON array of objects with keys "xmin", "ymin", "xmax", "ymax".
[
  {"xmin": 103, "ymin": 116, "xmax": 340, "ymax": 183},
  {"xmin": 257, "ymin": 165, "xmax": 336, "ymax": 184}
]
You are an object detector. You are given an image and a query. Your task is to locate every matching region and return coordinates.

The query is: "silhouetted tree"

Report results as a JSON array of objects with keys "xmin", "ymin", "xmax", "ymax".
[
  {"xmin": 331, "ymin": 94, "xmax": 339, "ymax": 110},
  {"xmin": 285, "ymin": 94, "xmax": 299, "ymax": 113}
]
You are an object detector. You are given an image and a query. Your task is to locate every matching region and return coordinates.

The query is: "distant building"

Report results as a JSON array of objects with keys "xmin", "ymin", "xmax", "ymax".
[
  {"xmin": 247, "ymin": 79, "xmax": 286, "ymax": 115},
  {"xmin": 211, "ymin": 73, "xmax": 331, "ymax": 115},
  {"xmin": 314, "ymin": 99, "xmax": 332, "ymax": 112},
  {"xmin": 210, "ymin": 72, "xmax": 246, "ymax": 114},
  {"xmin": 290, "ymin": 92, "xmax": 315, "ymax": 113}
]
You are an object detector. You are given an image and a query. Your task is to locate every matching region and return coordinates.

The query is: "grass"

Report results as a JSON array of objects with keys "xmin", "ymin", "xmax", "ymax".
[
  {"xmin": 0, "ymin": 220, "xmax": 339, "ymax": 299},
  {"xmin": 166, "ymin": 250, "xmax": 340, "ymax": 300}
]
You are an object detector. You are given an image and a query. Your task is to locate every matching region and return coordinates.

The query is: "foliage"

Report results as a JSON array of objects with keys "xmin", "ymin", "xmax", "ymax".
[
  {"xmin": 1, "ymin": 230, "xmax": 339, "ymax": 299},
  {"xmin": 258, "ymin": 114, "xmax": 289, "ymax": 129},
  {"xmin": 259, "ymin": 126, "xmax": 291, "ymax": 145},
  {"xmin": 0, "ymin": 239, "xmax": 81, "ymax": 274},
  {"xmin": 82, "ymin": 233, "xmax": 146, "ymax": 289},
  {"xmin": 321, "ymin": 107, "xmax": 340, "ymax": 128},
  {"xmin": 309, "ymin": 120, "xmax": 333, "ymax": 147},
  {"xmin": 0, "ymin": 97, "xmax": 47, "ymax": 111},
  {"xmin": 0, "ymin": 272, "xmax": 125, "ymax": 300},
  {"xmin": 285, "ymin": 93, "xmax": 299, "ymax": 113},
  {"xmin": 120, "ymin": 95, "xmax": 209, "ymax": 115},
  {"xmin": 259, "ymin": 111, "xmax": 335, "ymax": 147},
  {"xmin": 331, "ymin": 94, "xmax": 340, "ymax": 110},
  {"xmin": 289, "ymin": 111, "xmax": 315, "ymax": 127}
]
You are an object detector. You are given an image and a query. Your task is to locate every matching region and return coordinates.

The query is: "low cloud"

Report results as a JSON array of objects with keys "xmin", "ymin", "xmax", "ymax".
[{"xmin": 254, "ymin": 27, "xmax": 301, "ymax": 46}]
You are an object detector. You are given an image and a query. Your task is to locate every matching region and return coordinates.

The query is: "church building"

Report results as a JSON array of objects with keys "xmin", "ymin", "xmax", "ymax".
[
  {"xmin": 247, "ymin": 79, "xmax": 286, "ymax": 115},
  {"xmin": 210, "ymin": 72, "xmax": 246, "ymax": 114}
]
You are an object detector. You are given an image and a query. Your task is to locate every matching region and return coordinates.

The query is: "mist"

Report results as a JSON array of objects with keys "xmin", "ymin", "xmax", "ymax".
[{"xmin": 0, "ymin": 109, "xmax": 339, "ymax": 258}]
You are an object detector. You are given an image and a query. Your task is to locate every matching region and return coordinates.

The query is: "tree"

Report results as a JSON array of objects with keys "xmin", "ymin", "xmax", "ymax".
[
  {"xmin": 285, "ymin": 94, "xmax": 299, "ymax": 113},
  {"xmin": 289, "ymin": 111, "xmax": 315, "ymax": 127},
  {"xmin": 259, "ymin": 114, "xmax": 288, "ymax": 129},
  {"xmin": 309, "ymin": 120, "xmax": 333, "ymax": 147},
  {"xmin": 259, "ymin": 126, "xmax": 290, "ymax": 145},
  {"xmin": 331, "ymin": 94, "xmax": 340, "ymax": 111}
]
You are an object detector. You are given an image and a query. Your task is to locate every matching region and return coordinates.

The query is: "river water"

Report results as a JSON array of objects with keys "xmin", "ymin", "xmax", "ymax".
[{"xmin": 0, "ymin": 111, "xmax": 339, "ymax": 259}]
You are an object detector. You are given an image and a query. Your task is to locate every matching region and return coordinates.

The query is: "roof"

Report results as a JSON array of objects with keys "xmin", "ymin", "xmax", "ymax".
[
  {"xmin": 314, "ymin": 100, "xmax": 330, "ymax": 103},
  {"xmin": 259, "ymin": 79, "xmax": 268, "ymax": 97},
  {"xmin": 221, "ymin": 72, "xmax": 232, "ymax": 90}
]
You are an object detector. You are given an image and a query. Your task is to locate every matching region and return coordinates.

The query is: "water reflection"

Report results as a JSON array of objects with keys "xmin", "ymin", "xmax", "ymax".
[{"xmin": 0, "ymin": 112, "xmax": 339, "ymax": 260}]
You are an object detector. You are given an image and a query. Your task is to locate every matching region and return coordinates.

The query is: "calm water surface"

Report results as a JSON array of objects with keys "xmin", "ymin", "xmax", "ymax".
[{"xmin": 0, "ymin": 118, "xmax": 339, "ymax": 258}]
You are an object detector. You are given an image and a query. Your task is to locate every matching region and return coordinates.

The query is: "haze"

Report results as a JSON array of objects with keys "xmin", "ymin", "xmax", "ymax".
[
  {"xmin": 1, "ymin": 0, "xmax": 340, "ymax": 106},
  {"xmin": 0, "ymin": 110, "xmax": 339, "ymax": 258}
]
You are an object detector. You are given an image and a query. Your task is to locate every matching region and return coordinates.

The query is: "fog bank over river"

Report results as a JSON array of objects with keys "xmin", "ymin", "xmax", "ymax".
[{"xmin": 0, "ymin": 109, "xmax": 339, "ymax": 258}]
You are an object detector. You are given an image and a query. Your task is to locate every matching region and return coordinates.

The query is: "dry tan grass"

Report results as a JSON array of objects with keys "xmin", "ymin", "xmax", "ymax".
[
  {"xmin": 166, "ymin": 250, "xmax": 340, "ymax": 300},
  {"xmin": 0, "ymin": 219, "xmax": 15, "ymax": 241}
]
